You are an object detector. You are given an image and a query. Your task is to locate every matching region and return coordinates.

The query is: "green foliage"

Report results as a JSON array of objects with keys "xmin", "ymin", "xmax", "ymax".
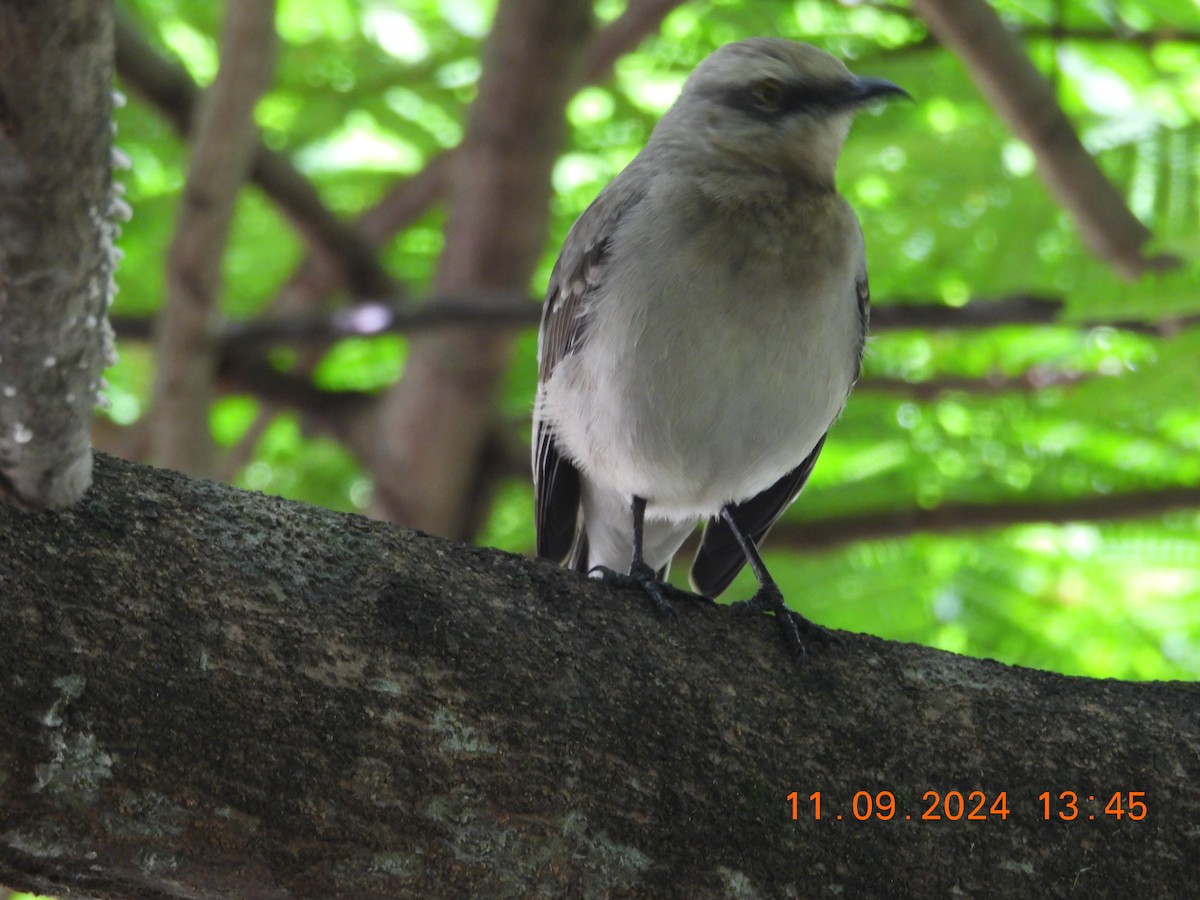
[
  {"xmin": 109, "ymin": 0, "xmax": 1200, "ymax": 679},
  {"xmin": 234, "ymin": 413, "xmax": 372, "ymax": 513}
]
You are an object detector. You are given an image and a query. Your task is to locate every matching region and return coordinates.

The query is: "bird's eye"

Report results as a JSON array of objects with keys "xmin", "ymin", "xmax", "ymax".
[{"xmin": 750, "ymin": 78, "xmax": 785, "ymax": 111}]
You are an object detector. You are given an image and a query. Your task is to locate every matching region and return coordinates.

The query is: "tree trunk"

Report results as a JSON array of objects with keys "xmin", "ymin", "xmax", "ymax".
[
  {"xmin": 0, "ymin": 0, "xmax": 116, "ymax": 510},
  {"xmin": 0, "ymin": 453, "xmax": 1196, "ymax": 899}
]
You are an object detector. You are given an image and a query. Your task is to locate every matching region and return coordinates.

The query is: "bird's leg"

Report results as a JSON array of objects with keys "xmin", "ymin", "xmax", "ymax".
[
  {"xmin": 720, "ymin": 506, "xmax": 840, "ymax": 660},
  {"xmin": 589, "ymin": 496, "xmax": 681, "ymax": 618},
  {"xmin": 628, "ymin": 496, "xmax": 676, "ymax": 616}
]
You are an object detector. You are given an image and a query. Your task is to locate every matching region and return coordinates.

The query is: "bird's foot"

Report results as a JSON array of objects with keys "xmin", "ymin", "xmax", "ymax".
[
  {"xmin": 732, "ymin": 583, "xmax": 841, "ymax": 662},
  {"xmin": 590, "ymin": 562, "xmax": 713, "ymax": 619}
]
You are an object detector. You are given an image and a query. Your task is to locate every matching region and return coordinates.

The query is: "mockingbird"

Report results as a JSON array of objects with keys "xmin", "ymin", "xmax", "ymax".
[{"xmin": 533, "ymin": 38, "xmax": 908, "ymax": 657}]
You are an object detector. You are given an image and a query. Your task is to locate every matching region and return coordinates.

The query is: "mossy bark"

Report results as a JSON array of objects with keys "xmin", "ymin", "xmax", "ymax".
[{"xmin": 1, "ymin": 453, "xmax": 1197, "ymax": 898}]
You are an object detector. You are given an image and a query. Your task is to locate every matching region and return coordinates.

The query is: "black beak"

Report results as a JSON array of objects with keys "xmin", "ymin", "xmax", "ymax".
[{"xmin": 847, "ymin": 76, "xmax": 912, "ymax": 107}]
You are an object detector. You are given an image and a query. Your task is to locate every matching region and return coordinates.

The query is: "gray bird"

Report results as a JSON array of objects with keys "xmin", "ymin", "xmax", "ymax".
[{"xmin": 533, "ymin": 38, "xmax": 908, "ymax": 656}]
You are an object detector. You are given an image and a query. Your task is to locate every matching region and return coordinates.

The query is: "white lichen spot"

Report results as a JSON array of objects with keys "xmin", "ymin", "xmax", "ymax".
[
  {"xmin": 12, "ymin": 423, "xmax": 32, "ymax": 444},
  {"xmin": 111, "ymin": 147, "xmax": 132, "ymax": 171},
  {"xmin": 35, "ymin": 675, "xmax": 112, "ymax": 805},
  {"xmin": 41, "ymin": 676, "xmax": 87, "ymax": 727},
  {"xmin": 559, "ymin": 812, "xmax": 653, "ymax": 879},
  {"xmin": 4, "ymin": 830, "xmax": 68, "ymax": 859},
  {"xmin": 43, "ymin": 355, "xmax": 56, "ymax": 367},
  {"xmin": 431, "ymin": 708, "xmax": 497, "ymax": 755},
  {"xmin": 368, "ymin": 852, "xmax": 416, "ymax": 876},
  {"xmin": 65, "ymin": 392, "xmax": 75, "ymax": 404},
  {"xmin": 94, "ymin": 393, "xmax": 112, "ymax": 411},
  {"xmin": 112, "ymin": 89, "xmax": 127, "ymax": 108},
  {"xmin": 53, "ymin": 674, "xmax": 85, "ymax": 704},
  {"xmin": 136, "ymin": 849, "xmax": 179, "ymax": 875},
  {"xmin": 2, "ymin": 385, "xmax": 15, "ymax": 397},
  {"xmin": 718, "ymin": 867, "xmax": 765, "ymax": 900},
  {"xmin": 85, "ymin": 314, "xmax": 97, "ymax": 329},
  {"xmin": 1000, "ymin": 859, "xmax": 1036, "ymax": 875},
  {"xmin": 110, "ymin": 197, "xmax": 133, "ymax": 222},
  {"xmin": 366, "ymin": 677, "xmax": 407, "ymax": 696}
]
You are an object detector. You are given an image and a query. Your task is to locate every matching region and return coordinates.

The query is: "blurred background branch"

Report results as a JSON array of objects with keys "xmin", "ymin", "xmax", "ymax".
[
  {"xmin": 147, "ymin": 0, "xmax": 278, "ymax": 474},
  {"xmin": 909, "ymin": 0, "xmax": 1176, "ymax": 279}
]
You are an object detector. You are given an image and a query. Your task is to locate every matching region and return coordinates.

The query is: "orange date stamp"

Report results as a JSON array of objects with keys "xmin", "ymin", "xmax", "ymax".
[{"xmin": 788, "ymin": 790, "xmax": 1148, "ymax": 823}]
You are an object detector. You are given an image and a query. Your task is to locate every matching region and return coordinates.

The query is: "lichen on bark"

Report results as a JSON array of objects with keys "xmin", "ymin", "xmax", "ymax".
[{"xmin": 0, "ymin": 0, "xmax": 119, "ymax": 509}]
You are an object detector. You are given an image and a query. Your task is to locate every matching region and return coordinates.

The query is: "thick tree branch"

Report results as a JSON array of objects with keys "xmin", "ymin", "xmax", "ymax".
[
  {"xmin": 148, "ymin": 1, "xmax": 277, "ymax": 476},
  {"xmin": 0, "ymin": 453, "xmax": 1196, "ymax": 898},
  {"xmin": 909, "ymin": 0, "xmax": 1176, "ymax": 280},
  {"xmin": 0, "ymin": 1, "xmax": 116, "ymax": 509}
]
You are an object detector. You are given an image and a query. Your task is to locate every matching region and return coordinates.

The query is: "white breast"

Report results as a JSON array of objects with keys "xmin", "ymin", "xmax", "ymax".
[{"xmin": 540, "ymin": 183, "xmax": 864, "ymax": 522}]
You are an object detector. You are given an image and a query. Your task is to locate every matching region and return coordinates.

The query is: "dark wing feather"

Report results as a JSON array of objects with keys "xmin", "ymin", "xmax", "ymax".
[
  {"xmin": 533, "ymin": 238, "xmax": 610, "ymax": 564},
  {"xmin": 533, "ymin": 422, "xmax": 582, "ymax": 563},
  {"xmin": 533, "ymin": 181, "xmax": 646, "ymax": 564},
  {"xmin": 538, "ymin": 237, "xmax": 611, "ymax": 384},
  {"xmin": 853, "ymin": 273, "xmax": 870, "ymax": 380},
  {"xmin": 689, "ymin": 436, "xmax": 827, "ymax": 599}
]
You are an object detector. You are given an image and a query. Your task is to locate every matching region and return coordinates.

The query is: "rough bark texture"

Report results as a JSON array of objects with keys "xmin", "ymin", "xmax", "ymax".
[
  {"xmin": 0, "ymin": 453, "xmax": 1197, "ymax": 899},
  {"xmin": 0, "ymin": 0, "xmax": 116, "ymax": 509}
]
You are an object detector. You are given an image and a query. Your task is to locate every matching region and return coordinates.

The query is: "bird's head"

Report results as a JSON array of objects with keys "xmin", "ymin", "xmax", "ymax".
[{"xmin": 655, "ymin": 38, "xmax": 909, "ymax": 192}]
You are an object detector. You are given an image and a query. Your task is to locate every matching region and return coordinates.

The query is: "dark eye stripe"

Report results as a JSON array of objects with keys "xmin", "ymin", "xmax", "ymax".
[{"xmin": 717, "ymin": 80, "xmax": 851, "ymax": 120}]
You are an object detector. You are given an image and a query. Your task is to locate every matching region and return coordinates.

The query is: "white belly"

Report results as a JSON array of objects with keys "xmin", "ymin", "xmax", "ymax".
[{"xmin": 541, "ymin": 231, "xmax": 860, "ymax": 521}]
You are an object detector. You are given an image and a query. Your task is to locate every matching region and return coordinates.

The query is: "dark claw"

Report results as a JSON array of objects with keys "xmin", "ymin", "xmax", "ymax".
[
  {"xmin": 590, "ymin": 563, "xmax": 715, "ymax": 618},
  {"xmin": 589, "ymin": 563, "xmax": 675, "ymax": 617},
  {"xmin": 732, "ymin": 584, "xmax": 841, "ymax": 662}
]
